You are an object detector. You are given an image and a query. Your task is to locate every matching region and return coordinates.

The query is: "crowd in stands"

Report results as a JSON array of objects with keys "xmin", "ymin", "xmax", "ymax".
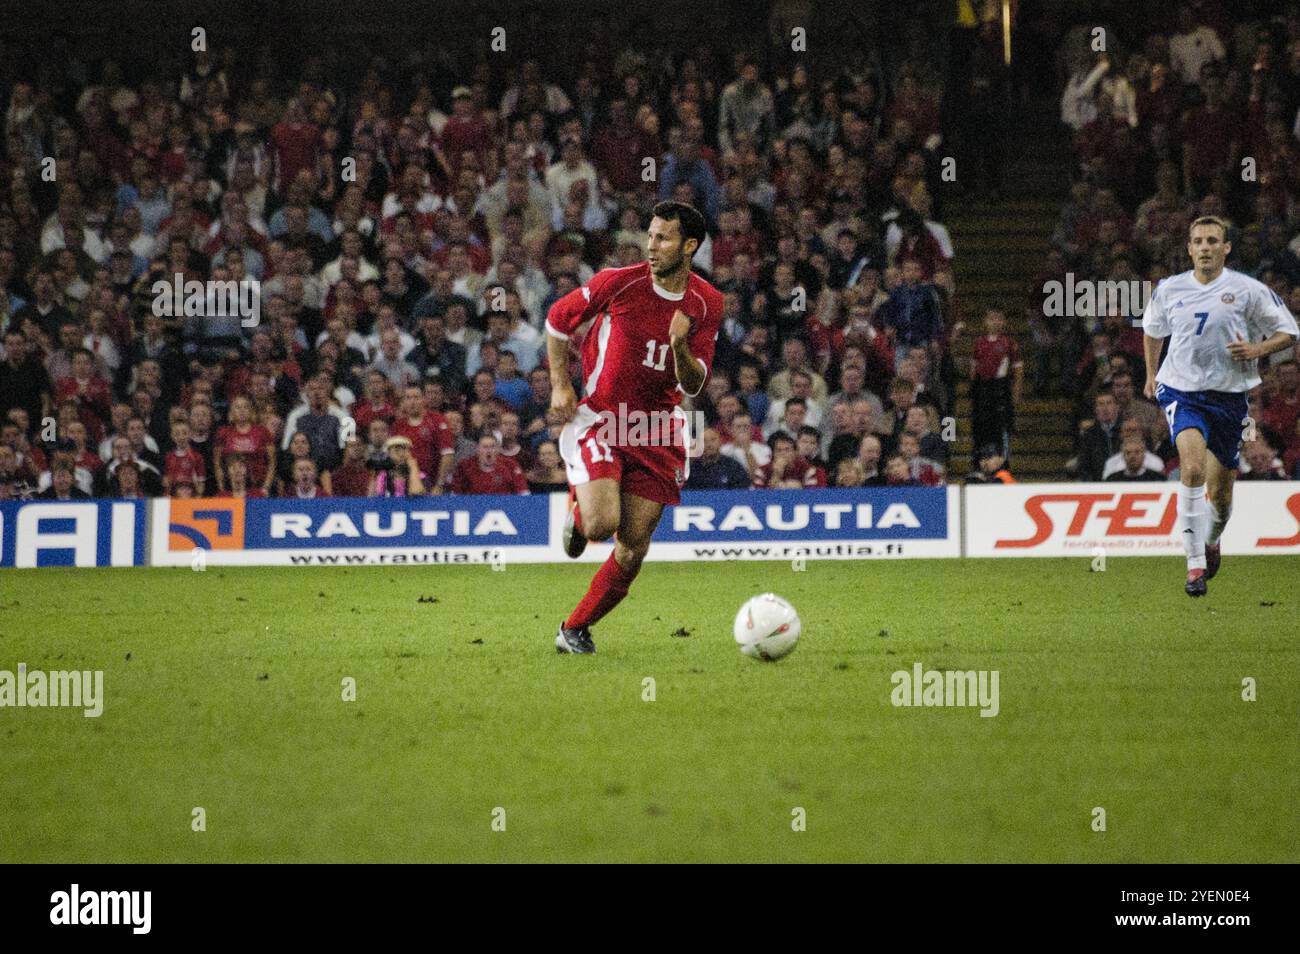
[
  {"xmin": 0, "ymin": 12, "xmax": 1004, "ymax": 502},
  {"xmin": 1053, "ymin": 1, "xmax": 1300, "ymax": 482}
]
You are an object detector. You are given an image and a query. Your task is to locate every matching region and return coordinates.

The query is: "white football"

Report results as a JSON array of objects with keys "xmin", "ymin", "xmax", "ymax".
[{"xmin": 733, "ymin": 593, "xmax": 802, "ymax": 661}]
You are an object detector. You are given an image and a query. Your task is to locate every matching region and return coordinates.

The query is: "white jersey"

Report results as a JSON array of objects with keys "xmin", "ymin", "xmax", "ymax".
[{"xmin": 1141, "ymin": 268, "xmax": 1299, "ymax": 393}]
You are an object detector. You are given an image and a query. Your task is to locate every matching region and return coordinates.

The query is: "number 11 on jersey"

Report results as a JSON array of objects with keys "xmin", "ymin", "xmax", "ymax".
[{"xmin": 643, "ymin": 339, "xmax": 669, "ymax": 371}]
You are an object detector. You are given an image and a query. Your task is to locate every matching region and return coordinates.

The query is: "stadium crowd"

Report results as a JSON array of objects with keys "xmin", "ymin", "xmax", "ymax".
[
  {"xmin": 0, "ymin": 12, "xmax": 1001, "ymax": 503},
  {"xmin": 1053, "ymin": 1, "xmax": 1300, "ymax": 482}
]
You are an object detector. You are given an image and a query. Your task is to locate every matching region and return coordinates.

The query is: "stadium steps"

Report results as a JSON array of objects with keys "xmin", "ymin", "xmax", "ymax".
[{"xmin": 943, "ymin": 96, "xmax": 1073, "ymax": 481}]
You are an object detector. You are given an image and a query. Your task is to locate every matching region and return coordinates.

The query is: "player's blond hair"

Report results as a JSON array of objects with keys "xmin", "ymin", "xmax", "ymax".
[{"xmin": 1189, "ymin": 215, "xmax": 1230, "ymax": 239}]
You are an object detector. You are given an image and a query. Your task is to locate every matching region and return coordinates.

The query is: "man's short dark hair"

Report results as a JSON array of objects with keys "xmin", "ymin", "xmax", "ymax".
[
  {"xmin": 784, "ymin": 396, "xmax": 807, "ymax": 411},
  {"xmin": 651, "ymin": 201, "xmax": 707, "ymax": 250},
  {"xmin": 769, "ymin": 432, "xmax": 795, "ymax": 452}
]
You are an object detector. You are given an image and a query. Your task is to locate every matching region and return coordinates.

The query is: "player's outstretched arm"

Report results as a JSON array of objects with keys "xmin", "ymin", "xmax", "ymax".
[{"xmin": 669, "ymin": 309, "xmax": 706, "ymax": 396}]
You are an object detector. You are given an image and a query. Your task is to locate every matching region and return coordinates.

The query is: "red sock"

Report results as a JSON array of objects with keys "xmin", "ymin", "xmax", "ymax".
[
  {"xmin": 569, "ymin": 488, "xmax": 584, "ymax": 533},
  {"xmin": 565, "ymin": 553, "xmax": 637, "ymax": 629}
]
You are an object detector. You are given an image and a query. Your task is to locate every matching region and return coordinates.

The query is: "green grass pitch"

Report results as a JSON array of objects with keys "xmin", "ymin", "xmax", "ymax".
[{"xmin": 1, "ymin": 557, "xmax": 1295, "ymax": 863}]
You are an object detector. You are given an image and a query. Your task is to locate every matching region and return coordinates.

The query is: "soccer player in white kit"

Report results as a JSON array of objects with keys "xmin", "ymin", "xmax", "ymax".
[{"xmin": 1141, "ymin": 216, "xmax": 1299, "ymax": 596}]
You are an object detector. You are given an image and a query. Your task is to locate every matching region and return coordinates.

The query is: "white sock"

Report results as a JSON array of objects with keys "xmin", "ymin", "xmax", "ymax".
[
  {"xmin": 1207, "ymin": 501, "xmax": 1231, "ymax": 546},
  {"xmin": 1179, "ymin": 483, "xmax": 1207, "ymax": 570}
]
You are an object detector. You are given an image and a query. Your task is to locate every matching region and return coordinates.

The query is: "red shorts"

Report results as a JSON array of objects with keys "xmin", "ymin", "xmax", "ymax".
[{"xmin": 558, "ymin": 402, "xmax": 691, "ymax": 505}]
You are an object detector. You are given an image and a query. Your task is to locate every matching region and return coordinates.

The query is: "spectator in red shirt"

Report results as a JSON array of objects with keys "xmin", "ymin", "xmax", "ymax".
[
  {"xmin": 391, "ymin": 385, "xmax": 454, "ymax": 493},
  {"xmin": 64, "ymin": 419, "xmax": 103, "ymax": 477},
  {"xmin": 752, "ymin": 433, "xmax": 826, "ymax": 488},
  {"xmin": 969, "ymin": 309, "xmax": 1023, "ymax": 467},
  {"xmin": 214, "ymin": 395, "xmax": 276, "ymax": 494},
  {"xmin": 55, "ymin": 349, "xmax": 112, "ymax": 444},
  {"xmin": 450, "ymin": 433, "xmax": 528, "ymax": 495},
  {"xmin": 350, "ymin": 369, "xmax": 397, "ymax": 436},
  {"xmin": 1178, "ymin": 77, "xmax": 1241, "ymax": 197},
  {"xmin": 592, "ymin": 99, "xmax": 645, "ymax": 194},
  {"xmin": 439, "ymin": 86, "xmax": 494, "ymax": 176},
  {"xmin": 330, "ymin": 437, "xmax": 372, "ymax": 498},
  {"xmin": 163, "ymin": 420, "xmax": 206, "ymax": 496},
  {"xmin": 270, "ymin": 98, "xmax": 322, "ymax": 194},
  {"xmin": 1261, "ymin": 360, "xmax": 1299, "ymax": 443}
]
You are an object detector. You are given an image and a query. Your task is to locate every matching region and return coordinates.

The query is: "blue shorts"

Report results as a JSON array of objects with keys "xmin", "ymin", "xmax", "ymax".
[{"xmin": 1155, "ymin": 384, "xmax": 1249, "ymax": 469}]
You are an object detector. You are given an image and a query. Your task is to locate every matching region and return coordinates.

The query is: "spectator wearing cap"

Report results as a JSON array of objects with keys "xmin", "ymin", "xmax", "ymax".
[
  {"xmin": 371, "ymin": 435, "xmax": 426, "ymax": 497},
  {"xmin": 966, "ymin": 444, "xmax": 1016, "ymax": 484},
  {"xmin": 451, "ymin": 433, "xmax": 528, "ymax": 495},
  {"xmin": 440, "ymin": 85, "xmax": 494, "ymax": 175}
]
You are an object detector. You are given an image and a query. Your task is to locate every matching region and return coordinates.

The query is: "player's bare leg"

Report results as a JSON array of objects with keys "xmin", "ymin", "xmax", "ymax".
[
  {"xmin": 564, "ymin": 476, "xmax": 619, "ymax": 559},
  {"xmin": 557, "ymin": 491, "xmax": 663, "ymax": 654},
  {"xmin": 1203, "ymin": 452, "xmax": 1235, "ymax": 580},
  {"xmin": 1174, "ymin": 428, "xmax": 1211, "ymax": 596}
]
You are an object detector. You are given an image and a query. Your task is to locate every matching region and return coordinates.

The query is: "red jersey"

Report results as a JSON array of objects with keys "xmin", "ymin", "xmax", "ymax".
[
  {"xmin": 545, "ymin": 262, "xmax": 724, "ymax": 416},
  {"xmin": 165, "ymin": 447, "xmax": 206, "ymax": 491},
  {"xmin": 270, "ymin": 120, "xmax": 322, "ymax": 192},
  {"xmin": 752, "ymin": 456, "xmax": 826, "ymax": 489},
  {"xmin": 350, "ymin": 400, "xmax": 396, "ymax": 435},
  {"xmin": 972, "ymin": 334, "xmax": 1023, "ymax": 381},
  {"xmin": 216, "ymin": 424, "xmax": 274, "ymax": 485},
  {"xmin": 392, "ymin": 412, "xmax": 454, "ymax": 476},
  {"xmin": 450, "ymin": 456, "xmax": 528, "ymax": 495}
]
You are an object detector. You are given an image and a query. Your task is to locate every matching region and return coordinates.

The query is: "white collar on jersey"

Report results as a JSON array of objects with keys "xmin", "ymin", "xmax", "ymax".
[{"xmin": 651, "ymin": 279, "xmax": 686, "ymax": 301}]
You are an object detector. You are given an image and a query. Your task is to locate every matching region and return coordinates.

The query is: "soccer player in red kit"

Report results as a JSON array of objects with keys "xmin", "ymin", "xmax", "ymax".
[{"xmin": 545, "ymin": 201, "xmax": 723, "ymax": 654}]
